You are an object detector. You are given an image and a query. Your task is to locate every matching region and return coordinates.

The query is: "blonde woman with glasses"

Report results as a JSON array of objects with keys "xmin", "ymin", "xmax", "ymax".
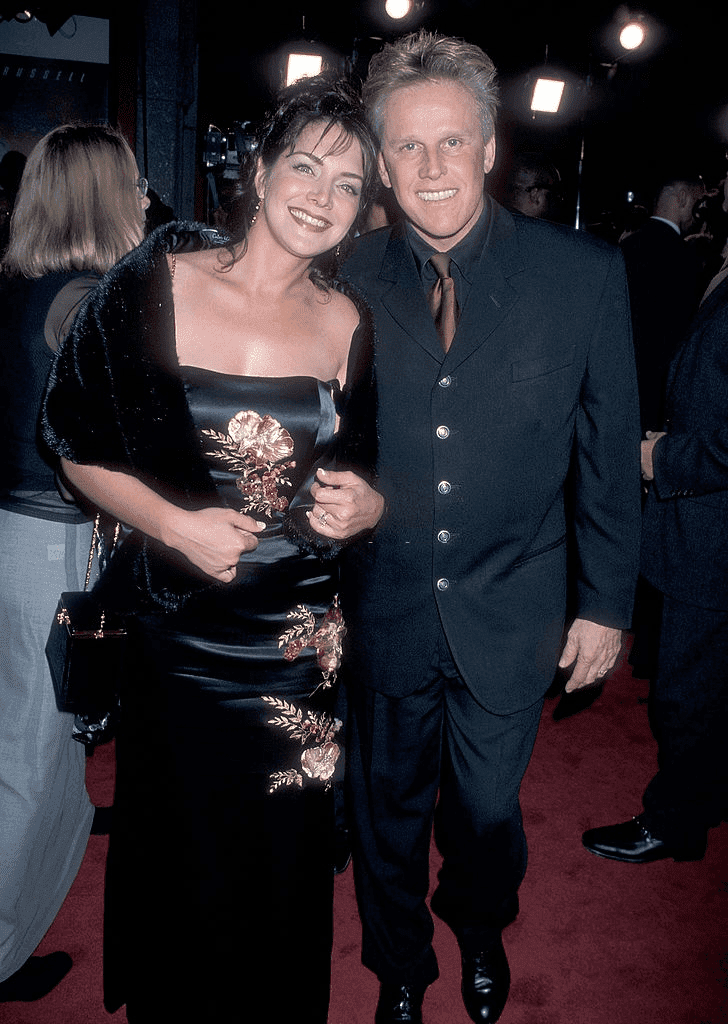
[{"xmin": 0, "ymin": 123, "xmax": 148, "ymax": 1003}]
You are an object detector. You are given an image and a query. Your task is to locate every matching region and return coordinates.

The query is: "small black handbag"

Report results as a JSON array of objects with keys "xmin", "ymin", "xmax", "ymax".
[{"xmin": 46, "ymin": 516, "xmax": 126, "ymax": 746}]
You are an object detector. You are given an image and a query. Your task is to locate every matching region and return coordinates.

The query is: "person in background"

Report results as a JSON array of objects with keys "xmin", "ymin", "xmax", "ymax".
[
  {"xmin": 340, "ymin": 30, "xmax": 641, "ymax": 1024},
  {"xmin": 620, "ymin": 170, "xmax": 706, "ymax": 437},
  {"xmin": 42, "ymin": 77, "xmax": 383, "ymax": 1023},
  {"xmin": 501, "ymin": 150, "xmax": 562, "ymax": 221},
  {"xmin": 0, "ymin": 124, "xmax": 148, "ymax": 1003},
  {"xmin": 583, "ymin": 169, "xmax": 728, "ymax": 865},
  {"xmin": 620, "ymin": 170, "xmax": 706, "ymax": 681}
]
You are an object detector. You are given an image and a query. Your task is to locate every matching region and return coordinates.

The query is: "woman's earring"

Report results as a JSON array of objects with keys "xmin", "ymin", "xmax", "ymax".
[
  {"xmin": 251, "ymin": 198, "xmax": 261, "ymax": 225},
  {"xmin": 334, "ymin": 244, "xmax": 341, "ymax": 258}
]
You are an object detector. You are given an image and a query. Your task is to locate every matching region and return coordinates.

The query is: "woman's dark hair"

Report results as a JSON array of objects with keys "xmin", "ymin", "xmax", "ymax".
[{"xmin": 223, "ymin": 75, "xmax": 379, "ymax": 286}]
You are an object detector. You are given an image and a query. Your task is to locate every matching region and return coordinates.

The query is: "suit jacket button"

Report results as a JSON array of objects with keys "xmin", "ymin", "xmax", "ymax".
[
  {"xmin": 437, "ymin": 530, "xmax": 451, "ymax": 544},
  {"xmin": 436, "ymin": 578, "xmax": 450, "ymax": 590},
  {"xmin": 436, "ymin": 425, "xmax": 450, "ymax": 439},
  {"xmin": 438, "ymin": 375, "xmax": 452, "ymax": 387},
  {"xmin": 438, "ymin": 480, "xmax": 451, "ymax": 494}
]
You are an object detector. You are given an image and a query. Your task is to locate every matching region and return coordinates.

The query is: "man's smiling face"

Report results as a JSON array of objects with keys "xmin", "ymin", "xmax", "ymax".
[{"xmin": 377, "ymin": 78, "xmax": 496, "ymax": 252}]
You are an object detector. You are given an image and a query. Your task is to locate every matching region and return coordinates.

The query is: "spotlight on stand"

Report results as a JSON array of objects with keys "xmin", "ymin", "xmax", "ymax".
[
  {"xmin": 603, "ymin": 7, "xmax": 656, "ymax": 67},
  {"xmin": 285, "ymin": 52, "xmax": 323, "ymax": 86},
  {"xmin": 385, "ymin": 0, "xmax": 412, "ymax": 18},
  {"xmin": 619, "ymin": 18, "xmax": 646, "ymax": 51},
  {"xmin": 530, "ymin": 77, "xmax": 566, "ymax": 114}
]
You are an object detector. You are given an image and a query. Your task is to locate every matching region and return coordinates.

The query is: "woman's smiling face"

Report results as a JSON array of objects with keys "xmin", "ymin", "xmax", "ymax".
[{"xmin": 255, "ymin": 120, "xmax": 365, "ymax": 260}]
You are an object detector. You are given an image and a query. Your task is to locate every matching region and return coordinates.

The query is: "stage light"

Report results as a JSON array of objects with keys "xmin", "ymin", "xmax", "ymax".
[
  {"xmin": 285, "ymin": 53, "xmax": 323, "ymax": 87},
  {"xmin": 531, "ymin": 77, "xmax": 565, "ymax": 114},
  {"xmin": 619, "ymin": 19, "xmax": 645, "ymax": 50},
  {"xmin": 385, "ymin": 0, "xmax": 412, "ymax": 18}
]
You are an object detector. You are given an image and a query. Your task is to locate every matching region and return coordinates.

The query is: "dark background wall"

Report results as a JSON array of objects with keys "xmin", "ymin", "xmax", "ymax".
[{"xmin": 2, "ymin": 0, "xmax": 728, "ymax": 229}]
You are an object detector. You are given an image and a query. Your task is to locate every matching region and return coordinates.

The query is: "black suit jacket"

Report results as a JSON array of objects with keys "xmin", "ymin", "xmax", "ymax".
[
  {"xmin": 620, "ymin": 218, "xmax": 702, "ymax": 432},
  {"xmin": 641, "ymin": 275, "xmax": 728, "ymax": 611},
  {"xmin": 341, "ymin": 199, "xmax": 641, "ymax": 714}
]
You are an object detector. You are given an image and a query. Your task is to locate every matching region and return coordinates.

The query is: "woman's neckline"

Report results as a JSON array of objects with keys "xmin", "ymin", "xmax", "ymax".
[{"xmin": 178, "ymin": 365, "xmax": 341, "ymax": 390}]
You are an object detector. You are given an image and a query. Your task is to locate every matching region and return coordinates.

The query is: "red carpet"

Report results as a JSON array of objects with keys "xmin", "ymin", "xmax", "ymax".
[{"xmin": 7, "ymin": 650, "xmax": 727, "ymax": 1023}]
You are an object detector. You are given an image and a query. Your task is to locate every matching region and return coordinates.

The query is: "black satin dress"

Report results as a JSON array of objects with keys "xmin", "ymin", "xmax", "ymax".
[{"xmin": 105, "ymin": 372, "xmax": 345, "ymax": 1023}]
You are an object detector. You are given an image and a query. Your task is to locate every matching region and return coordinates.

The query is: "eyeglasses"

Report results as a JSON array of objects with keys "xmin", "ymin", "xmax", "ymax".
[{"xmin": 136, "ymin": 177, "xmax": 148, "ymax": 199}]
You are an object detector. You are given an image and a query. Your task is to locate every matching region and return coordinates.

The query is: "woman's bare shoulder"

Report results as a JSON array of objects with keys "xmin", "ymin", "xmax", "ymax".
[{"xmin": 316, "ymin": 284, "xmax": 361, "ymax": 334}]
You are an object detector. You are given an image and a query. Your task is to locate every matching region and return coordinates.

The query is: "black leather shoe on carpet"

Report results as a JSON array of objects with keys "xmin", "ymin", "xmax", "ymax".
[
  {"xmin": 375, "ymin": 982, "xmax": 426, "ymax": 1023},
  {"xmin": 461, "ymin": 939, "xmax": 510, "ymax": 1023},
  {"xmin": 582, "ymin": 815, "xmax": 705, "ymax": 863},
  {"xmin": 0, "ymin": 953, "xmax": 72, "ymax": 1002}
]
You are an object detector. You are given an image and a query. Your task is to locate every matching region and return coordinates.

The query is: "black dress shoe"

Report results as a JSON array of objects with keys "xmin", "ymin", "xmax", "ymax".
[
  {"xmin": 582, "ymin": 815, "xmax": 705, "ymax": 863},
  {"xmin": 461, "ymin": 939, "xmax": 510, "ymax": 1023},
  {"xmin": 0, "ymin": 953, "xmax": 72, "ymax": 1002},
  {"xmin": 375, "ymin": 982, "xmax": 426, "ymax": 1024}
]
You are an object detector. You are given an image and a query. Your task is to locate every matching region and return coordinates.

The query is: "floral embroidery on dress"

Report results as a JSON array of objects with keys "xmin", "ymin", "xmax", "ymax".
[
  {"xmin": 262, "ymin": 697, "xmax": 342, "ymax": 793},
  {"xmin": 278, "ymin": 596, "xmax": 346, "ymax": 692},
  {"xmin": 201, "ymin": 410, "xmax": 295, "ymax": 516},
  {"xmin": 262, "ymin": 598, "xmax": 346, "ymax": 794}
]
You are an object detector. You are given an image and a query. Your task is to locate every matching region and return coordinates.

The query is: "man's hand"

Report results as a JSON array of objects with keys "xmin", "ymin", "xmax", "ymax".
[
  {"xmin": 558, "ymin": 618, "xmax": 623, "ymax": 692},
  {"xmin": 641, "ymin": 430, "xmax": 666, "ymax": 481},
  {"xmin": 308, "ymin": 469, "xmax": 384, "ymax": 540}
]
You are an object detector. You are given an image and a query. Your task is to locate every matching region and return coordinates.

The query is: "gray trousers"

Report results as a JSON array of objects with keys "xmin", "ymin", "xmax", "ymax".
[{"xmin": 0, "ymin": 509, "xmax": 94, "ymax": 982}]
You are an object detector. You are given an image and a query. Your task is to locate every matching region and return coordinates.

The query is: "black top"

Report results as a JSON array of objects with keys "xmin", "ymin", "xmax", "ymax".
[{"xmin": 0, "ymin": 270, "xmax": 97, "ymax": 522}]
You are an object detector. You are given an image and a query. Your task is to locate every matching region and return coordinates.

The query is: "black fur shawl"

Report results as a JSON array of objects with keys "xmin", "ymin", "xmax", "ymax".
[{"xmin": 41, "ymin": 221, "xmax": 378, "ymax": 613}]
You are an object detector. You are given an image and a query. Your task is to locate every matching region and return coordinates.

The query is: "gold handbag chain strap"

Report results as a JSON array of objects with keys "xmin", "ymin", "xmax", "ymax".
[{"xmin": 83, "ymin": 514, "xmax": 121, "ymax": 592}]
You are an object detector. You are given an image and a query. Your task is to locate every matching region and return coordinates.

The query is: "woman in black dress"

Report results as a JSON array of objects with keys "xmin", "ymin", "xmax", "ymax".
[{"xmin": 42, "ymin": 78, "xmax": 383, "ymax": 1022}]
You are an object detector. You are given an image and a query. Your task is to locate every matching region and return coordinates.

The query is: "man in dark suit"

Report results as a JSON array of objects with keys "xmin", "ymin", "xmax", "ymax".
[
  {"xmin": 583, "ymin": 174, "xmax": 728, "ymax": 867},
  {"xmin": 620, "ymin": 174, "xmax": 705, "ymax": 680},
  {"xmin": 340, "ymin": 31, "xmax": 641, "ymax": 1024},
  {"xmin": 620, "ymin": 172, "xmax": 705, "ymax": 435}
]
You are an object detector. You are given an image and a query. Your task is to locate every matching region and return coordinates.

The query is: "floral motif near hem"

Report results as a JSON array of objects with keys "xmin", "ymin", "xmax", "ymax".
[
  {"xmin": 262, "ymin": 597, "xmax": 346, "ymax": 794},
  {"xmin": 262, "ymin": 697, "xmax": 343, "ymax": 794},
  {"xmin": 201, "ymin": 409, "xmax": 296, "ymax": 516}
]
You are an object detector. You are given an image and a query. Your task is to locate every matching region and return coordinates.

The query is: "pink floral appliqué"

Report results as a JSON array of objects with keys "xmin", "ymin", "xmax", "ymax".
[
  {"xmin": 261, "ymin": 697, "xmax": 342, "ymax": 794},
  {"xmin": 261, "ymin": 598, "xmax": 346, "ymax": 794},
  {"xmin": 201, "ymin": 410, "xmax": 295, "ymax": 516},
  {"xmin": 278, "ymin": 596, "xmax": 346, "ymax": 692}
]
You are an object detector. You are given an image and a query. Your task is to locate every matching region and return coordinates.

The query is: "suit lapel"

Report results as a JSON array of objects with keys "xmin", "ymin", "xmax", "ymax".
[
  {"xmin": 443, "ymin": 200, "xmax": 524, "ymax": 371},
  {"xmin": 378, "ymin": 223, "xmax": 447, "ymax": 362},
  {"xmin": 376, "ymin": 202, "xmax": 526, "ymax": 369}
]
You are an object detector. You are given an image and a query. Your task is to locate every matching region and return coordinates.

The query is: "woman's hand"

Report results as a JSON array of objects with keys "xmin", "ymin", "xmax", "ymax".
[
  {"xmin": 60, "ymin": 460, "xmax": 265, "ymax": 584},
  {"xmin": 161, "ymin": 507, "xmax": 266, "ymax": 582},
  {"xmin": 308, "ymin": 469, "xmax": 384, "ymax": 540}
]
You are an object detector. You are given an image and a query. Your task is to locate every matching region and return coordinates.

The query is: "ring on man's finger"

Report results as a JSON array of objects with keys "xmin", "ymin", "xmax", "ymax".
[{"xmin": 319, "ymin": 511, "xmax": 328, "ymax": 525}]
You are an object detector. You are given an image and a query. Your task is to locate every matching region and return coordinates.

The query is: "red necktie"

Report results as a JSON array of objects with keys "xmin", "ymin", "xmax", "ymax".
[{"xmin": 428, "ymin": 252, "xmax": 458, "ymax": 353}]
